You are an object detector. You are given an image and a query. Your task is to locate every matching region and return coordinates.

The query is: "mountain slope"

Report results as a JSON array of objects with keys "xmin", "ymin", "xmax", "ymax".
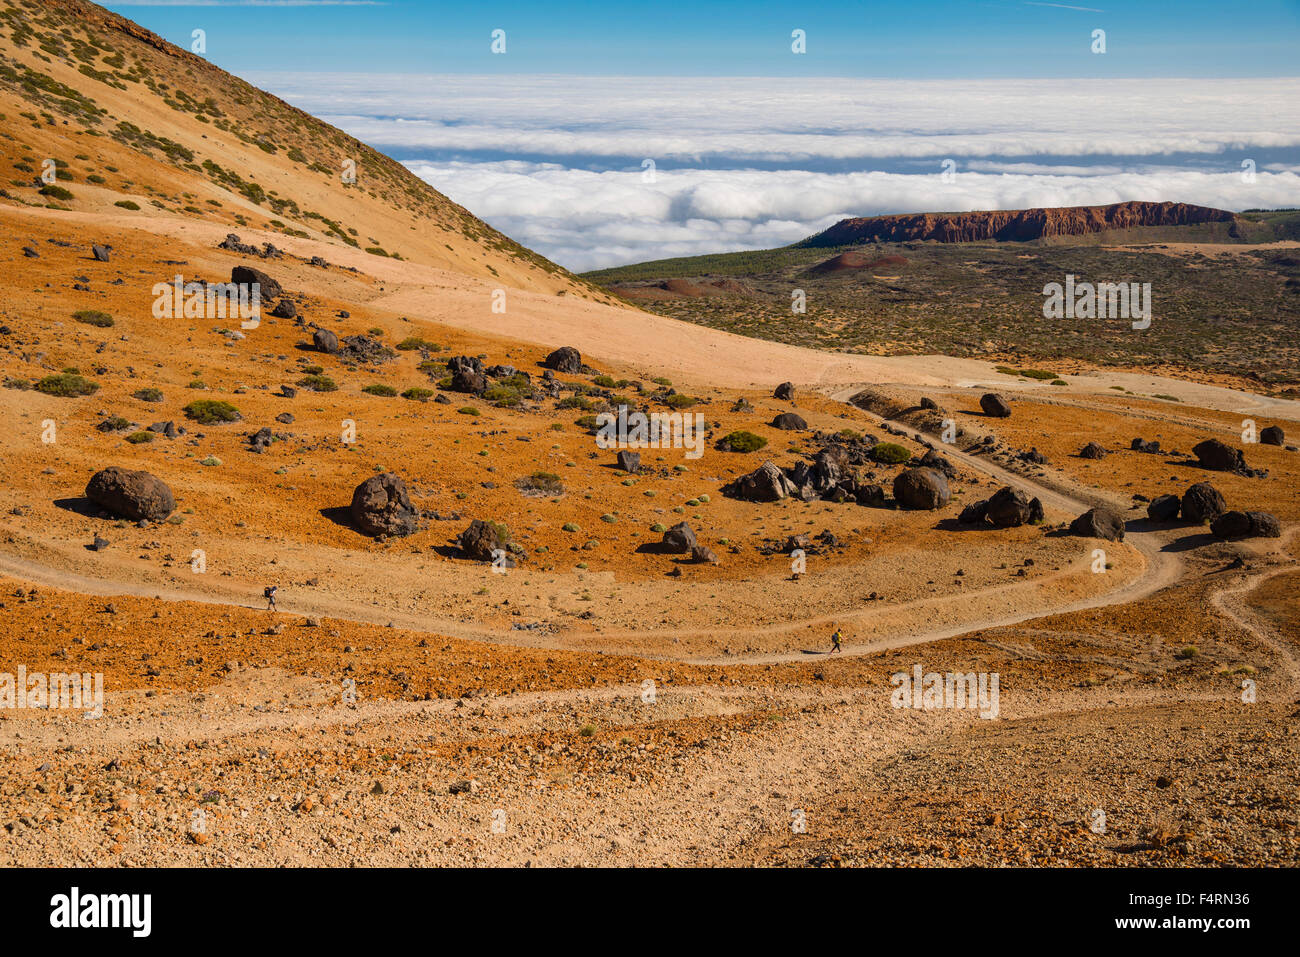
[{"xmin": 0, "ymin": 0, "xmax": 607, "ymax": 298}]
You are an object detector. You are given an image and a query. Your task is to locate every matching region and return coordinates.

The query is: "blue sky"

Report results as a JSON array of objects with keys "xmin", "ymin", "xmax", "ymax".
[
  {"xmin": 106, "ymin": 0, "xmax": 1300, "ymax": 78},
  {"xmin": 102, "ymin": 2, "xmax": 1300, "ymax": 270}
]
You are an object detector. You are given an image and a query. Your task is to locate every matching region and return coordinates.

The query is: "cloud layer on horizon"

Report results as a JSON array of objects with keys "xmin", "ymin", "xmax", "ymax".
[{"xmin": 251, "ymin": 73, "xmax": 1300, "ymax": 270}]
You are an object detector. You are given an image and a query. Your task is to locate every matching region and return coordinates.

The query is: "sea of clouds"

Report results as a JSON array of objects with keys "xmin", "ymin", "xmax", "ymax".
[{"xmin": 252, "ymin": 73, "xmax": 1300, "ymax": 271}]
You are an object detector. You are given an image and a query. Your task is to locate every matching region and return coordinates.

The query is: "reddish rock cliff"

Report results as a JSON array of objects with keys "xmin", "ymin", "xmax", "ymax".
[{"xmin": 801, "ymin": 201, "xmax": 1236, "ymax": 247}]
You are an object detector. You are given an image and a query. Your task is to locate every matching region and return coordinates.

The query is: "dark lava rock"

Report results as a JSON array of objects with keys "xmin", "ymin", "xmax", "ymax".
[
  {"xmin": 774, "ymin": 382, "xmax": 795, "ymax": 400},
  {"xmin": 1211, "ymin": 510, "xmax": 1281, "ymax": 540},
  {"xmin": 312, "ymin": 328, "xmax": 339, "ymax": 354},
  {"xmin": 980, "ymin": 393, "xmax": 1011, "ymax": 417},
  {"xmin": 959, "ymin": 499, "xmax": 990, "ymax": 525},
  {"xmin": 1181, "ymin": 482, "xmax": 1226, "ymax": 524},
  {"xmin": 91, "ymin": 244, "xmax": 111, "ymax": 262},
  {"xmin": 1080, "ymin": 441, "xmax": 1108, "ymax": 459},
  {"xmin": 1069, "ymin": 507, "xmax": 1125, "ymax": 541},
  {"xmin": 85, "ymin": 467, "xmax": 175, "ymax": 522},
  {"xmin": 269, "ymin": 299, "xmax": 297, "ymax": 319},
  {"xmin": 690, "ymin": 544, "xmax": 719, "ymax": 564},
  {"xmin": 1146, "ymin": 494, "xmax": 1181, "ymax": 522},
  {"xmin": 349, "ymin": 473, "xmax": 419, "ymax": 537},
  {"xmin": 986, "ymin": 486, "xmax": 1038, "ymax": 527},
  {"xmin": 616, "ymin": 450, "xmax": 640, "ymax": 472},
  {"xmin": 544, "ymin": 346, "xmax": 582, "ymax": 374},
  {"xmin": 855, "ymin": 483, "xmax": 885, "ymax": 507},
  {"xmin": 771, "ymin": 412, "xmax": 807, "ymax": 431},
  {"xmin": 1259, "ymin": 425, "xmax": 1284, "ymax": 446},
  {"xmin": 450, "ymin": 369, "xmax": 487, "ymax": 394},
  {"xmin": 231, "ymin": 264, "xmax": 283, "ymax": 300},
  {"xmin": 1192, "ymin": 439, "xmax": 1247, "ymax": 474},
  {"xmin": 724, "ymin": 461, "xmax": 798, "ymax": 502},
  {"xmin": 662, "ymin": 522, "xmax": 697, "ymax": 554},
  {"xmin": 892, "ymin": 467, "xmax": 950, "ymax": 510},
  {"xmin": 458, "ymin": 519, "xmax": 505, "ymax": 560}
]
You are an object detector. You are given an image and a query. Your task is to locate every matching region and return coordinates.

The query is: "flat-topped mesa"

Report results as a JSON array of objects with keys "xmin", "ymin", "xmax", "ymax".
[{"xmin": 799, "ymin": 201, "xmax": 1238, "ymax": 247}]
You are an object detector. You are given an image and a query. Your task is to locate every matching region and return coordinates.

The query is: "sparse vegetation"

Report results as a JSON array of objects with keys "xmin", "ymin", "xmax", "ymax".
[{"xmin": 183, "ymin": 399, "xmax": 240, "ymax": 423}]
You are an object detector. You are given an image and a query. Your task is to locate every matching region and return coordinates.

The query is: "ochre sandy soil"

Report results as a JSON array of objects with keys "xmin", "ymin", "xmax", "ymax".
[{"xmin": 0, "ymin": 0, "xmax": 1295, "ymax": 866}]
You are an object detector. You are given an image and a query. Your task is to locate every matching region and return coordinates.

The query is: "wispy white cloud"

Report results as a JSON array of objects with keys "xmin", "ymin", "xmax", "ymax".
[
  {"xmin": 407, "ymin": 161, "xmax": 1300, "ymax": 272},
  {"xmin": 249, "ymin": 73, "xmax": 1300, "ymax": 270}
]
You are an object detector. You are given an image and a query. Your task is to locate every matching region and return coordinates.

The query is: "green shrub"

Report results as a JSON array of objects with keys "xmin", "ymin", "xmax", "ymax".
[
  {"xmin": 516, "ymin": 471, "xmax": 564, "ymax": 495},
  {"xmin": 300, "ymin": 364, "xmax": 324, "ymax": 375},
  {"xmin": 720, "ymin": 430, "xmax": 767, "ymax": 453},
  {"xmin": 39, "ymin": 184, "xmax": 73, "ymax": 201},
  {"xmin": 483, "ymin": 384, "xmax": 521, "ymax": 407},
  {"xmin": 114, "ymin": 199, "xmax": 140, "ymax": 210},
  {"xmin": 871, "ymin": 442, "xmax": 912, "ymax": 464},
  {"xmin": 36, "ymin": 373, "xmax": 98, "ymax": 397},
  {"xmin": 362, "ymin": 383, "xmax": 397, "ymax": 396},
  {"xmin": 183, "ymin": 399, "xmax": 240, "ymax": 423},
  {"xmin": 188, "ymin": 379, "xmax": 206, "ymax": 389},
  {"xmin": 664, "ymin": 393, "xmax": 697, "ymax": 409},
  {"xmin": 73, "ymin": 309, "xmax": 113, "ymax": 328},
  {"xmin": 557, "ymin": 395, "xmax": 592, "ymax": 411},
  {"xmin": 125, "ymin": 431, "xmax": 153, "ymax": 444},
  {"xmin": 132, "ymin": 387, "xmax": 163, "ymax": 402},
  {"xmin": 396, "ymin": 336, "xmax": 438, "ymax": 351},
  {"xmin": 457, "ymin": 406, "xmax": 479, "ymax": 416},
  {"xmin": 575, "ymin": 415, "xmax": 599, "ymax": 429},
  {"xmin": 296, "ymin": 374, "xmax": 337, "ymax": 392},
  {"xmin": 402, "ymin": 387, "xmax": 434, "ymax": 401}
]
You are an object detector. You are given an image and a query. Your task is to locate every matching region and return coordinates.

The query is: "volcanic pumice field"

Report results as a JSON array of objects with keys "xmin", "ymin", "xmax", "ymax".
[{"xmin": 0, "ymin": 0, "xmax": 1296, "ymax": 868}]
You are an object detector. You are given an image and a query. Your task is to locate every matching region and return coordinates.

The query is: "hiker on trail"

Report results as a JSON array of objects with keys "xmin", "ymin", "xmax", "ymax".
[
  {"xmin": 264, "ymin": 584, "xmax": 278, "ymax": 611},
  {"xmin": 830, "ymin": 628, "xmax": 843, "ymax": 655}
]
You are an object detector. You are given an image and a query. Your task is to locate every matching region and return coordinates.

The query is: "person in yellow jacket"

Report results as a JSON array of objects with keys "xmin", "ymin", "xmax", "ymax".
[{"xmin": 829, "ymin": 628, "xmax": 843, "ymax": 655}]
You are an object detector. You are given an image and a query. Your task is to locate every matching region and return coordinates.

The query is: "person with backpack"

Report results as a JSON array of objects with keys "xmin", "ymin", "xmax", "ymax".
[
  {"xmin": 829, "ymin": 627, "xmax": 843, "ymax": 655},
  {"xmin": 264, "ymin": 584, "xmax": 278, "ymax": 611}
]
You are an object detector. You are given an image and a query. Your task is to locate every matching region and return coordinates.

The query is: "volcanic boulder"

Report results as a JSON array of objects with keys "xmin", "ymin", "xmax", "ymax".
[
  {"xmin": 616, "ymin": 450, "xmax": 641, "ymax": 473},
  {"xmin": 450, "ymin": 369, "xmax": 487, "ymax": 395},
  {"xmin": 662, "ymin": 522, "xmax": 697, "ymax": 554},
  {"xmin": 980, "ymin": 393, "xmax": 1011, "ymax": 418},
  {"xmin": 312, "ymin": 328, "xmax": 339, "ymax": 354},
  {"xmin": 1211, "ymin": 511, "xmax": 1281, "ymax": 540},
  {"xmin": 724, "ymin": 461, "xmax": 798, "ymax": 502},
  {"xmin": 1181, "ymin": 482, "xmax": 1226, "ymax": 524},
  {"xmin": 458, "ymin": 519, "xmax": 505, "ymax": 561},
  {"xmin": 1069, "ymin": 508, "xmax": 1125, "ymax": 542},
  {"xmin": 231, "ymin": 264, "xmax": 283, "ymax": 300},
  {"xmin": 772, "ymin": 412, "xmax": 807, "ymax": 431},
  {"xmin": 1193, "ymin": 439, "xmax": 1247, "ymax": 474},
  {"xmin": 920, "ymin": 449, "xmax": 956, "ymax": 477},
  {"xmin": 986, "ymin": 486, "xmax": 1041, "ymax": 528},
  {"xmin": 1259, "ymin": 425, "xmax": 1285, "ymax": 446},
  {"xmin": 92, "ymin": 244, "xmax": 111, "ymax": 262},
  {"xmin": 349, "ymin": 473, "xmax": 419, "ymax": 537},
  {"xmin": 774, "ymin": 382, "xmax": 795, "ymax": 400},
  {"xmin": 544, "ymin": 346, "xmax": 582, "ymax": 374},
  {"xmin": 855, "ymin": 483, "xmax": 885, "ymax": 506},
  {"xmin": 446, "ymin": 355, "xmax": 485, "ymax": 377},
  {"xmin": 959, "ymin": 499, "xmax": 990, "ymax": 525},
  {"xmin": 892, "ymin": 467, "xmax": 950, "ymax": 510},
  {"xmin": 690, "ymin": 544, "xmax": 719, "ymax": 564},
  {"xmin": 1080, "ymin": 442, "xmax": 1108, "ymax": 459},
  {"xmin": 1131, "ymin": 439, "xmax": 1161, "ymax": 454},
  {"xmin": 269, "ymin": 299, "xmax": 297, "ymax": 319},
  {"xmin": 1147, "ymin": 494, "xmax": 1181, "ymax": 522},
  {"xmin": 85, "ymin": 467, "xmax": 175, "ymax": 522}
]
